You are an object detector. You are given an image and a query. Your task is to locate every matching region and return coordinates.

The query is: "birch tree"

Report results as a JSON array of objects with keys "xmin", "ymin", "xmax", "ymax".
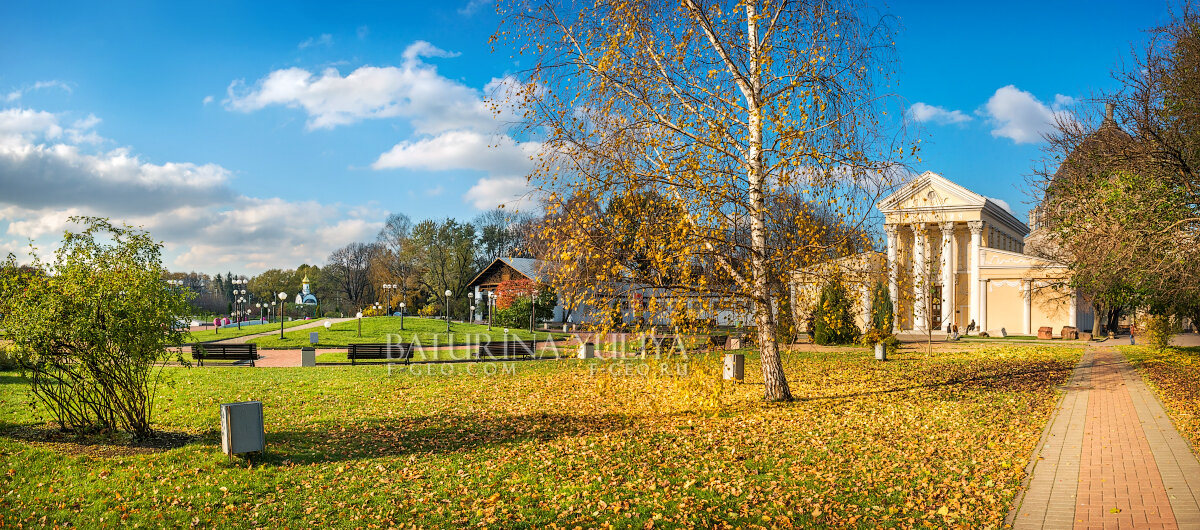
[{"xmin": 501, "ymin": 0, "xmax": 908, "ymax": 401}]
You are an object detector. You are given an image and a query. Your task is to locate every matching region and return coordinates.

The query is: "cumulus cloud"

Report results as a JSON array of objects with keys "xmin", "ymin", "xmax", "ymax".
[
  {"xmin": 225, "ymin": 40, "xmax": 541, "ymax": 211},
  {"xmin": 372, "ymin": 131, "xmax": 539, "ymax": 173},
  {"xmin": 224, "ymin": 41, "xmax": 499, "ymax": 132},
  {"xmin": 0, "ymin": 109, "xmax": 232, "ymax": 215},
  {"xmin": 463, "ymin": 176, "xmax": 531, "ymax": 210},
  {"xmin": 907, "ymin": 102, "xmax": 972, "ymax": 125},
  {"xmin": 0, "ymin": 106, "xmax": 383, "ymax": 273},
  {"xmin": 298, "ymin": 33, "xmax": 334, "ymax": 50},
  {"xmin": 986, "ymin": 196, "xmax": 1015, "ymax": 216},
  {"xmin": 981, "ymin": 85, "xmax": 1074, "ymax": 144}
]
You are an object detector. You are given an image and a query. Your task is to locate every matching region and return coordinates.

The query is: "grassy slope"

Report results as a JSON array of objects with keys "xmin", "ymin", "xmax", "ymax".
[
  {"xmin": 247, "ymin": 316, "xmax": 563, "ymax": 349},
  {"xmin": 185, "ymin": 320, "xmax": 315, "ymax": 342},
  {"xmin": 0, "ymin": 344, "xmax": 1078, "ymax": 528}
]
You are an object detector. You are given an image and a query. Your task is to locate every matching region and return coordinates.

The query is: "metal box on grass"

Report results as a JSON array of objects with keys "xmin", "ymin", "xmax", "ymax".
[{"xmin": 220, "ymin": 401, "xmax": 265, "ymax": 458}]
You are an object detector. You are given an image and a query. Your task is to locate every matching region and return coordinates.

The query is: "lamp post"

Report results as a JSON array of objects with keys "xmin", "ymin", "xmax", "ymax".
[
  {"xmin": 399, "ymin": 302, "xmax": 406, "ymax": 330},
  {"xmin": 237, "ymin": 297, "xmax": 246, "ymax": 330},
  {"xmin": 444, "ymin": 289, "xmax": 453, "ymax": 333},
  {"xmin": 257, "ymin": 302, "xmax": 263, "ymax": 322},
  {"xmin": 530, "ymin": 289, "xmax": 539, "ymax": 335},
  {"xmin": 270, "ymin": 301, "xmax": 276, "ymax": 324},
  {"xmin": 488, "ymin": 291, "xmax": 496, "ymax": 331},
  {"xmin": 383, "ymin": 283, "xmax": 395, "ymax": 316},
  {"xmin": 231, "ymin": 278, "xmax": 247, "ymax": 330},
  {"xmin": 466, "ymin": 294, "xmax": 473, "ymax": 322},
  {"xmin": 277, "ymin": 292, "xmax": 287, "ymax": 338},
  {"xmin": 357, "ymin": 311, "xmax": 364, "ymax": 338}
]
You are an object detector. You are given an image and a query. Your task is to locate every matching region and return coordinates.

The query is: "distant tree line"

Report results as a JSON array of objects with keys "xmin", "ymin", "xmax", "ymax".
[{"xmin": 166, "ymin": 209, "xmax": 542, "ymax": 320}]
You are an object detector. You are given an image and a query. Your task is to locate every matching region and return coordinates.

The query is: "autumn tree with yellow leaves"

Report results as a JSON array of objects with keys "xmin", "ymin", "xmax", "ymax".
[{"xmin": 499, "ymin": 0, "xmax": 910, "ymax": 401}]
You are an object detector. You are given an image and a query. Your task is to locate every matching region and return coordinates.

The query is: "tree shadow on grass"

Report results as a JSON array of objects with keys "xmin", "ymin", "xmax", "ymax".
[
  {"xmin": 0, "ymin": 421, "xmax": 200, "ymax": 457},
  {"xmin": 251, "ymin": 411, "xmax": 633, "ymax": 466},
  {"xmin": 797, "ymin": 360, "xmax": 1077, "ymax": 402},
  {"xmin": 0, "ymin": 373, "xmax": 28, "ymax": 385}
]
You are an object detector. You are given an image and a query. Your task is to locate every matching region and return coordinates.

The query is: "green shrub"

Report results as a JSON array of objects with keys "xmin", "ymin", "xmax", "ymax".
[
  {"xmin": 1142, "ymin": 313, "xmax": 1179, "ymax": 352},
  {"xmin": 812, "ymin": 280, "xmax": 860, "ymax": 345},
  {"xmin": 869, "ymin": 281, "xmax": 894, "ymax": 334},
  {"xmin": 0, "ymin": 343, "xmax": 22, "ymax": 371}
]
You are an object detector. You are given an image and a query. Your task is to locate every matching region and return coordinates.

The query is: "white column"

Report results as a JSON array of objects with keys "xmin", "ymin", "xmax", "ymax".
[
  {"xmin": 940, "ymin": 222, "xmax": 955, "ymax": 329},
  {"xmin": 860, "ymin": 283, "xmax": 872, "ymax": 330},
  {"xmin": 912, "ymin": 225, "xmax": 927, "ymax": 331},
  {"xmin": 968, "ymin": 221, "xmax": 984, "ymax": 328},
  {"xmin": 885, "ymin": 224, "xmax": 899, "ymax": 332},
  {"xmin": 979, "ymin": 278, "xmax": 989, "ymax": 333},
  {"xmin": 1022, "ymin": 279, "xmax": 1032, "ymax": 335},
  {"xmin": 1068, "ymin": 290, "xmax": 1078, "ymax": 329}
]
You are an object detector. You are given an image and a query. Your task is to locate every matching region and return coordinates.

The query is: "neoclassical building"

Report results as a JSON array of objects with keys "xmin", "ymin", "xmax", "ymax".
[{"xmin": 794, "ymin": 171, "xmax": 1091, "ymax": 336}]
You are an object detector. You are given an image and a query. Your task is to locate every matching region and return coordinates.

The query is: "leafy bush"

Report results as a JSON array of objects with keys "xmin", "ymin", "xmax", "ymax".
[
  {"xmin": 1142, "ymin": 313, "xmax": 1179, "ymax": 352},
  {"xmin": 0, "ymin": 343, "xmax": 22, "ymax": 371},
  {"xmin": 811, "ymin": 280, "xmax": 860, "ymax": 345},
  {"xmin": 0, "ymin": 217, "xmax": 192, "ymax": 437},
  {"xmin": 869, "ymin": 280, "xmax": 894, "ymax": 334},
  {"xmin": 492, "ymin": 287, "xmax": 557, "ymax": 329}
]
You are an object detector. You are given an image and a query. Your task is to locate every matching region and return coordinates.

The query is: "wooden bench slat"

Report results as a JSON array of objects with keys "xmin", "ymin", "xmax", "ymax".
[
  {"xmin": 476, "ymin": 341, "xmax": 535, "ymax": 359},
  {"xmin": 347, "ymin": 343, "xmax": 414, "ymax": 365},
  {"xmin": 191, "ymin": 344, "xmax": 259, "ymax": 367}
]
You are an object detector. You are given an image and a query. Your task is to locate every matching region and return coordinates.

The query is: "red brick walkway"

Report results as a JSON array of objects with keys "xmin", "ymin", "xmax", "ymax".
[
  {"xmin": 1075, "ymin": 348, "xmax": 1176, "ymax": 529},
  {"xmin": 1011, "ymin": 346, "xmax": 1200, "ymax": 529}
]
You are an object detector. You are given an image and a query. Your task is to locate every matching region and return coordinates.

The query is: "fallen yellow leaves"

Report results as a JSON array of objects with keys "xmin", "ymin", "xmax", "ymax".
[{"xmin": 0, "ymin": 343, "xmax": 1076, "ymax": 528}]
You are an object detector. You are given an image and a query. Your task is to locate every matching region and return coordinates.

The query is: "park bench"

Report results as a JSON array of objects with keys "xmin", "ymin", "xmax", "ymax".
[
  {"xmin": 644, "ymin": 335, "xmax": 679, "ymax": 355},
  {"xmin": 707, "ymin": 335, "xmax": 728, "ymax": 351},
  {"xmin": 476, "ymin": 340, "xmax": 535, "ymax": 359},
  {"xmin": 191, "ymin": 343, "xmax": 259, "ymax": 367},
  {"xmin": 347, "ymin": 343, "xmax": 414, "ymax": 365}
]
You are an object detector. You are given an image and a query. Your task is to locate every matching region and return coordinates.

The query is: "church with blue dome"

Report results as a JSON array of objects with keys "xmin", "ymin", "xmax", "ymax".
[{"xmin": 295, "ymin": 275, "xmax": 318, "ymax": 305}]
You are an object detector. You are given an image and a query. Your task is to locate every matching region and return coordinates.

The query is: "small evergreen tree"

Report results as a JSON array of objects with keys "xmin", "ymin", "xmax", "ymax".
[
  {"xmin": 870, "ymin": 281, "xmax": 893, "ymax": 333},
  {"xmin": 812, "ymin": 280, "xmax": 860, "ymax": 345}
]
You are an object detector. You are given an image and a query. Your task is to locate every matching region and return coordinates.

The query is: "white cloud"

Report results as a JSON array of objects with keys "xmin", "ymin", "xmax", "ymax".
[
  {"xmin": 981, "ymin": 85, "xmax": 1074, "ymax": 144},
  {"xmin": 907, "ymin": 102, "xmax": 971, "ymax": 125},
  {"xmin": 3, "ymin": 80, "xmax": 72, "ymax": 102},
  {"xmin": 372, "ymin": 130, "xmax": 539, "ymax": 173},
  {"xmin": 224, "ymin": 40, "xmax": 542, "ymax": 212},
  {"xmin": 298, "ymin": 33, "xmax": 334, "ymax": 50},
  {"xmin": 0, "ymin": 106, "xmax": 384, "ymax": 273},
  {"xmin": 463, "ymin": 176, "xmax": 531, "ymax": 210},
  {"xmin": 458, "ymin": 0, "xmax": 490, "ymax": 15},
  {"xmin": 202, "ymin": 95, "xmax": 214, "ymax": 105},
  {"xmin": 0, "ymin": 108, "xmax": 63, "ymax": 142},
  {"xmin": 225, "ymin": 41, "xmax": 497, "ymax": 132},
  {"xmin": 986, "ymin": 196, "xmax": 1015, "ymax": 216}
]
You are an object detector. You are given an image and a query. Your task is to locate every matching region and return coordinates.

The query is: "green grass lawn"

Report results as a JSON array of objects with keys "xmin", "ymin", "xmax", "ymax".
[
  {"xmin": 0, "ymin": 342, "xmax": 1078, "ymax": 527},
  {"xmin": 247, "ymin": 316, "xmax": 565, "ymax": 349},
  {"xmin": 185, "ymin": 319, "xmax": 316, "ymax": 342},
  {"xmin": 960, "ymin": 334, "xmax": 1038, "ymax": 341},
  {"xmin": 1122, "ymin": 345, "xmax": 1200, "ymax": 448},
  {"xmin": 312, "ymin": 347, "xmax": 536, "ymax": 363}
]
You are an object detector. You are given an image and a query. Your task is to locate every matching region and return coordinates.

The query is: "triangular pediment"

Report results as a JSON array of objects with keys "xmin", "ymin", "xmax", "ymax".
[{"xmin": 877, "ymin": 171, "xmax": 987, "ymax": 212}]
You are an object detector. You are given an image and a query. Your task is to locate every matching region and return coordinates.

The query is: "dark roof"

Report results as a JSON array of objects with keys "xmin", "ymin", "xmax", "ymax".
[{"xmin": 465, "ymin": 257, "xmax": 550, "ymax": 289}]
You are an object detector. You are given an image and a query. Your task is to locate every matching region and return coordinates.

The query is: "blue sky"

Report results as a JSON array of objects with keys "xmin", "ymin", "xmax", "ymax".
[{"xmin": 0, "ymin": 0, "xmax": 1172, "ymax": 273}]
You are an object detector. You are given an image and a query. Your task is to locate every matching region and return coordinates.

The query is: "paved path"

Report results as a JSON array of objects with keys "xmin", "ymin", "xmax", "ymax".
[
  {"xmin": 1010, "ymin": 346, "xmax": 1200, "ymax": 529},
  {"xmin": 209, "ymin": 318, "xmax": 355, "ymax": 344}
]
